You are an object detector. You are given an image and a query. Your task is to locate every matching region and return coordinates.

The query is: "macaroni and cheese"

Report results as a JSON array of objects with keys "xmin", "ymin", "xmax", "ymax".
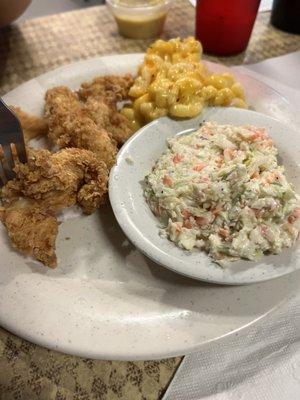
[{"xmin": 122, "ymin": 37, "xmax": 248, "ymax": 131}]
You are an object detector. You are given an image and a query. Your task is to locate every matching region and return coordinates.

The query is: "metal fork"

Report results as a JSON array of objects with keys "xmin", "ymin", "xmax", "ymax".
[{"xmin": 0, "ymin": 98, "xmax": 27, "ymax": 186}]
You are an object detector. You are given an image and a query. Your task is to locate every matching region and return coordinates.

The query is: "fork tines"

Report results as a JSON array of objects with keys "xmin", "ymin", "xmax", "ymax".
[
  {"xmin": 0, "ymin": 98, "xmax": 27, "ymax": 187},
  {"xmin": 0, "ymin": 143, "xmax": 18, "ymax": 186}
]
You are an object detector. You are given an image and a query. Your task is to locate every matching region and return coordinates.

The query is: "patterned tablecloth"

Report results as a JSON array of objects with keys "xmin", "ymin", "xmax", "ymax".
[{"xmin": 0, "ymin": 1, "xmax": 299, "ymax": 399}]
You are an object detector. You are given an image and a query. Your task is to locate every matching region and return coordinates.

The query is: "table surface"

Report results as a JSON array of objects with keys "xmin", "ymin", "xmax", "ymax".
[{"xmin": 0, "ymin": 1, "xmax": 300, "ymax": 399}]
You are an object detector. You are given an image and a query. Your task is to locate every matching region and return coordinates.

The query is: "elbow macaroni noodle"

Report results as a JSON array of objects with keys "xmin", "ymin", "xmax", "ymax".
[{"xmin": 122, "ymin": 37, "xmax": 248, "ymax": 131}]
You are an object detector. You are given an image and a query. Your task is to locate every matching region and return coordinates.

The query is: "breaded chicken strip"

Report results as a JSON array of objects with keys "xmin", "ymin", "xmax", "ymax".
[
  {"xmin": 77, "ymin": 75, "xmax": 134, "ymax": 145},
  {"xmin": 44, "ymin": 87, "xmax": 117, "ymax": 169},
  {"xmin": 78, "ymin": 74, "xmax": 134, "ymax": 107},
  {"xmin": 85, "ymin": 97, "xmax": 133, "ymax": 146},
  {"xmin": 44, "ymin": 87, "xmax": 81, "ymax": 142},
  {"xmin": 0, "ymin": 148, "xmax": 109, "ymax": 267},
  {"xmin": 0, "ymin": 203, "xmax": 58, "ymax": 268},
  {"xmin": 10, "ymin": 106, "xmax": 48, "ymax": 142},
  {"xmin": 2, "ymin": 147, "xmax": 109, "ymax": 214}
]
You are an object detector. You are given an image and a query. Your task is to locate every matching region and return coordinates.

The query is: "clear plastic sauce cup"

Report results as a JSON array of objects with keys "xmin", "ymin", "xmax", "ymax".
[{"xmin": 107, "ymin": 0, "xmax": 171, "ymax": 39}]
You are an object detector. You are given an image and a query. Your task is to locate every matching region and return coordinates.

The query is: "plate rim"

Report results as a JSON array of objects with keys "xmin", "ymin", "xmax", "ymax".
[{"xmin": 0, "ymin": 294, "xmax": 286, "ymax": 360}]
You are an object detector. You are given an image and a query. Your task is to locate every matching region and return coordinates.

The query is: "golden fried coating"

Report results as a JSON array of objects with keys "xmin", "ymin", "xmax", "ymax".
[
  {"xmin": 44, "ymin": 87, "xmax": 80, "ymax": 142},
  {"xmin": 2, "ymin": 147, "xmax": 109, "ymax": 214},
  {"xmin": 77, "ymin": 75, "xmax": 134, "ymax": 145},
  {"xmin": 1, "ymin": 74, "xmax": 135, "ymax": 268},
  {"xmin": 78, "ymin": 74, "xmax": 134, "ymax": 107},
  {"xmin": 0, "ymin": 147, "xmax": 109, "ymax": 267},
  {"xmin": 45, "ymin": 87, "xmax": 117, "ymax": 169},
  {"xmin": 0, "ymin": 202, "xmax": 58, "ymax": 268},
  {"xmin": 85, "ymin": 97, "xmax": 133, "ymax": 146},
  {"xmin": 10, "ymin": 106, "xmax": 48, "ymax": 142}
]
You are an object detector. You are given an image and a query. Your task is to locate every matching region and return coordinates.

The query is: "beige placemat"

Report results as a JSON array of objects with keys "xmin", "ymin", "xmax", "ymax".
[
  {"xmin": 0, "ymin": 328, "xmax": 181, "ymax": 399},
  {"xmin": 0, "ymin": 1, "xmax": 299, "ymax": 399},
  {"xmin": 0, "ymin": 1, "xmax": 300, "ymax": 96}
]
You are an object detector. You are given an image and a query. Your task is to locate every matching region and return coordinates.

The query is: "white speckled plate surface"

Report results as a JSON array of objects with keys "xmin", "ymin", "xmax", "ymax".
[
  {"xmin": 110, "ymin": 108, "xmax": 300, "ymax": 285},
  {"xmin": 0, "ymin": 54, "xmax": 299, "ymax": 360}
]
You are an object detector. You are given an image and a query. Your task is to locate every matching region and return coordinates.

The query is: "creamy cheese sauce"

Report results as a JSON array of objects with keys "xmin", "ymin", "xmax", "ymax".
[{"xmin": 144, "ymin": 122, "xmax": 300, "ymax": 264}]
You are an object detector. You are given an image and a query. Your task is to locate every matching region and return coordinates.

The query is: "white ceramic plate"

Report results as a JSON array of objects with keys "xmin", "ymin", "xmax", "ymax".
[
  {"xmin": 0, "ymin": 54, "xmax": 299, "ymax": 360},
  {"xmin": 110, "ymin": 108, "xmax": 300, "ymax": 285}
]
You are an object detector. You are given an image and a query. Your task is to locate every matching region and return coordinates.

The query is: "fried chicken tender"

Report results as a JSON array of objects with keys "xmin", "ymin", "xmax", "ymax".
[
  {"xmin": 85, "ymin": 97, "xmax": 133, "ymax": 145},
  {"xmin": 0, "ymin": 203, "xmax": 58, "ymax": 268},
  {"xmin": 45, "ymin": 87, "xmax": 117, "ymax": 169},
  {"xmin": 2, "ymin": 147, "xmax": 109, "ymax": 214},
  {"xmin": 78, "ymin": 74, "xmax": 134, "ymax": 107},
  {"xmin": 1, "ymin": 74, "xmax": 136, "ymax": 268},
  {"xmin": 0, "ymin": 148, "xmax": 109, "ymax": 267},
  {"xmin": 10, "ymin": 106, "xmax": 48, "ymax": 142},
  {"xmin": 77, "ymin": 75, "xmax": 134, "ymax": 145}
]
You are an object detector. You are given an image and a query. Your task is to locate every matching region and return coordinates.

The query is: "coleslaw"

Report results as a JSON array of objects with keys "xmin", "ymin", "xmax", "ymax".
[{"xmin": 144, "ymin": 122, "xmax": 300, "ymax": 264}]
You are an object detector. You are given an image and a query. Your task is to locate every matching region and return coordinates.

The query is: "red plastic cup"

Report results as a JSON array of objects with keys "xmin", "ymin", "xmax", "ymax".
[{"xmin": 195, "ymin": 0, "xmax": 261, "ymax": 56}]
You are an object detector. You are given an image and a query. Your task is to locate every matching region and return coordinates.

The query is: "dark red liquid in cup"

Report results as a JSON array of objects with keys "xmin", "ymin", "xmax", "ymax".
[{"xmin": 196, "ymin": 0, "xmax": 261, "ymax": 56}]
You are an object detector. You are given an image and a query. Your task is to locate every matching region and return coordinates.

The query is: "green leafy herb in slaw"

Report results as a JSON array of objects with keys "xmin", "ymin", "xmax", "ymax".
[{"xmin": 144, "ymin": 122, "xmax": 300, "ymax": 264}]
